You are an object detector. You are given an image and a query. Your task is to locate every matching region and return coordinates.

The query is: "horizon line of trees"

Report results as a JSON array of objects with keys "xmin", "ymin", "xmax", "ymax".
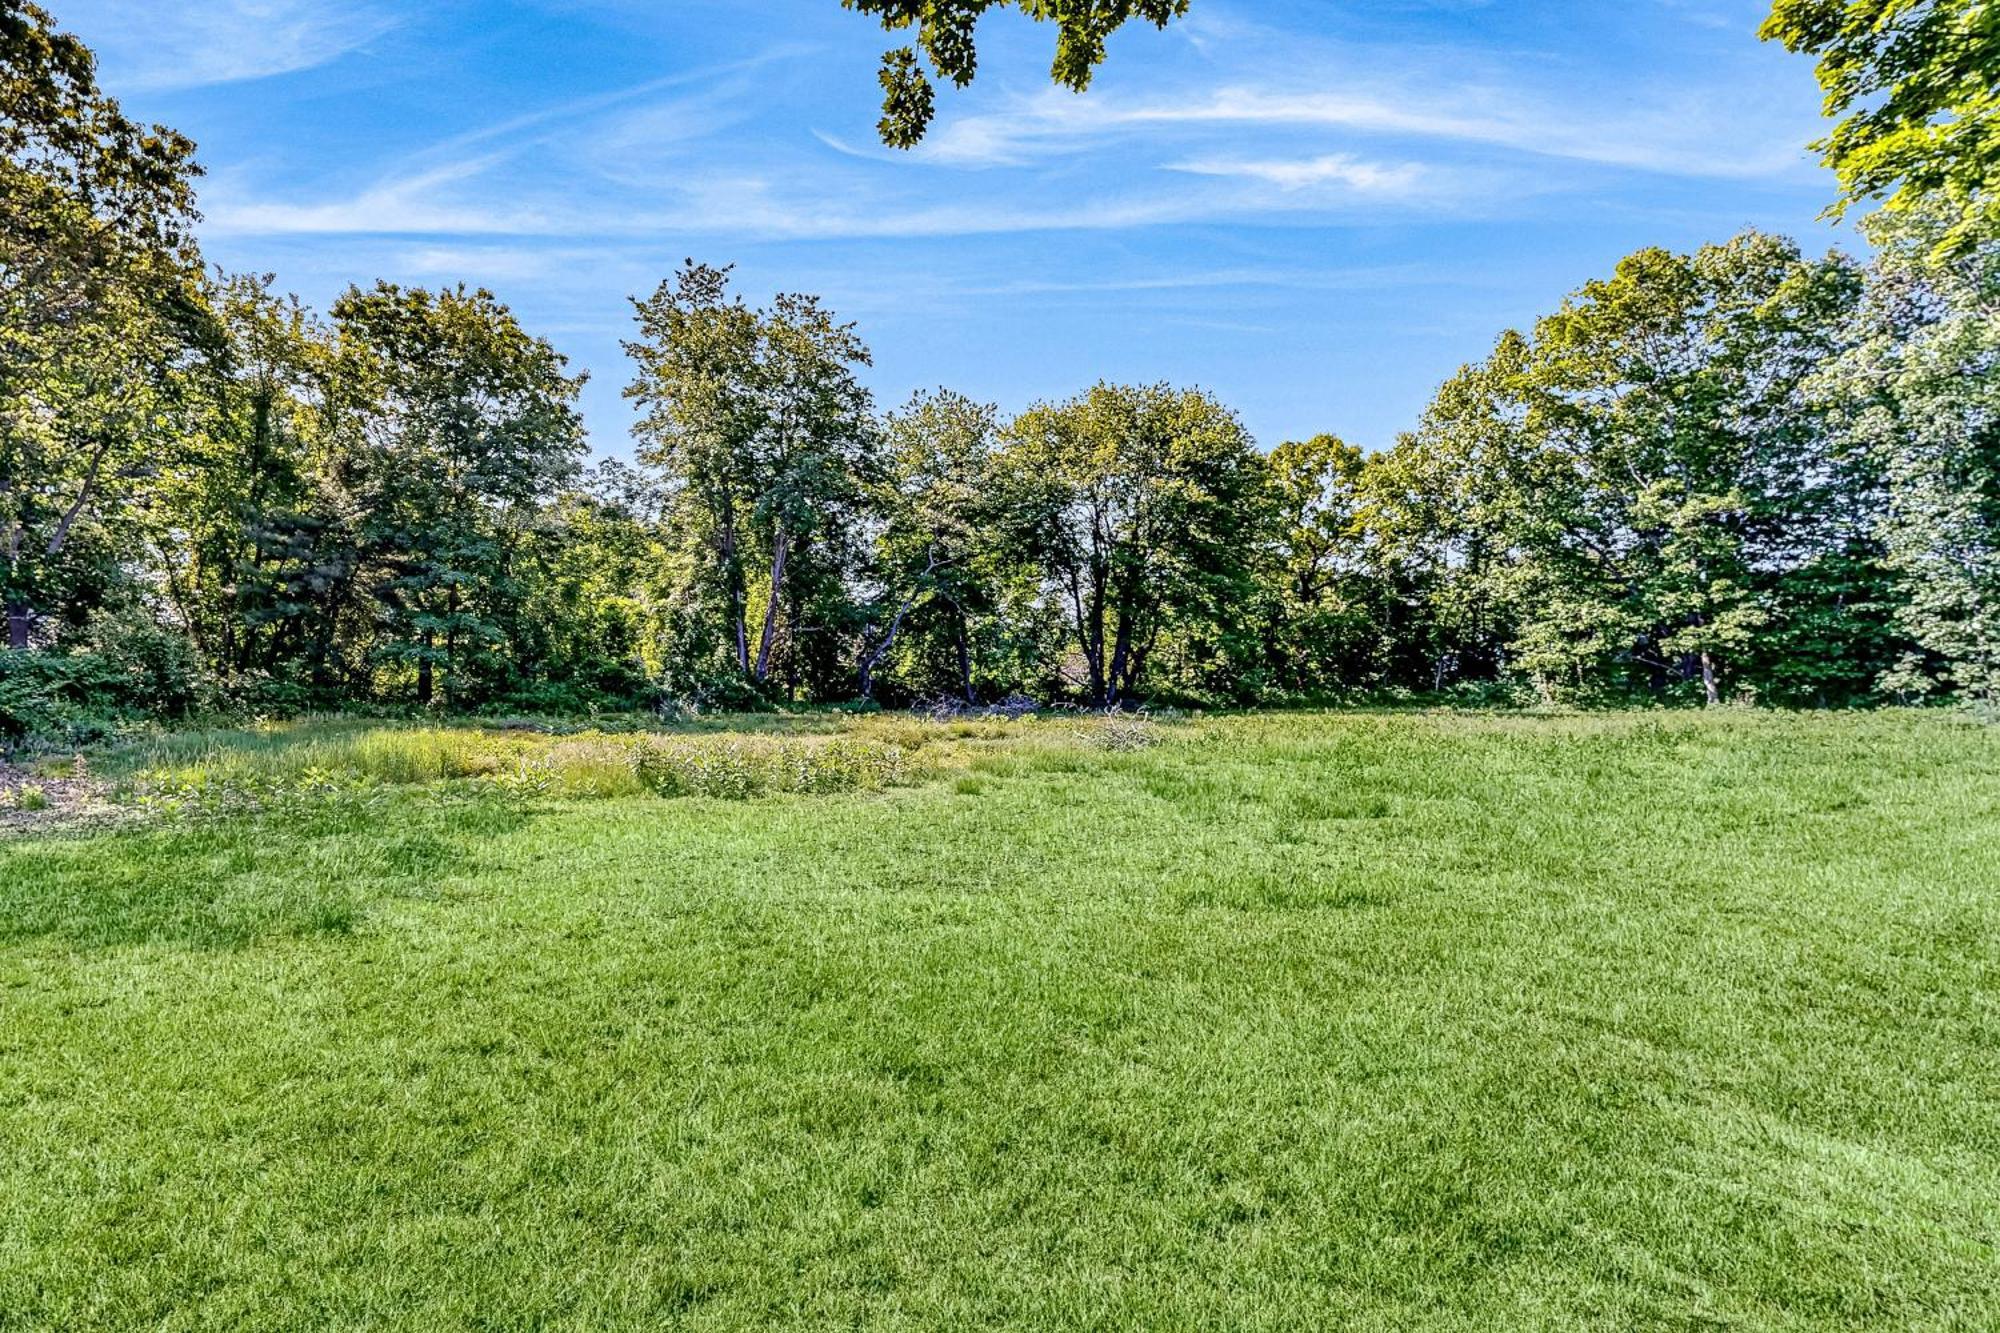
[{"xmin": 4, "ymin": 0, "xmax": 1998, "ymax": 740}]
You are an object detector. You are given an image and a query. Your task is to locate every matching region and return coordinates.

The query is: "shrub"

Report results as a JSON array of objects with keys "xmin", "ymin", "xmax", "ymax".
[
  {"xmin": 0, "ymin": 651, "xmax": 133, "ymax": 747},
  {"xmin": 83, "ymin": 608, "xmax": 216, "ymax": 719},
  {"xmin": 0, "ymin": 616, "xmax": 218, "ymax": 749},
  {"xmin": 129, "ymin": 766, "xmax": 392, "ymax": 822}
]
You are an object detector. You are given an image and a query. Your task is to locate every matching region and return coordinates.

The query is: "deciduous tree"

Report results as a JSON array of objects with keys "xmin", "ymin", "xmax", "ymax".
[
  {"xmin": 1762, "ymin": 0, "xmax": 2000, "ymax": 250},
  {"xmin": 839, "ymin": 0, "xmax": 1193, "ymax": 146},
  {"xmin": 1000, "ymin": 382, "xmax": 1264, "ymax": 706},
  {"xmin": 626, "ymin": 264, "xmax": 876, "ymax": 693},
  {"xmin": 1, "ymin": 0, "xmax": 207, "ymax": 649},
  {"xmin": 1816, "ymin": 205, "xmax": 2000, "ymax": 701},
  {"xmin": 328, "ymin": 283, "xmax": 586, "ymax": 706}
]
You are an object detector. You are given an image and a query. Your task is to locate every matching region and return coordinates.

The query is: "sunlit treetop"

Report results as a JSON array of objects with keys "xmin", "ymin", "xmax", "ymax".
[
  {"xmin": 839, "ymin": 0, "xmax": 1193, "ymax": 148},
  {"xmin": 1, "ymin": 0, "xmax": 202, "ymax": 261},
  {"xmin": 1761, "ymin": 0, "xmax": 2000, "ymax": 250}
]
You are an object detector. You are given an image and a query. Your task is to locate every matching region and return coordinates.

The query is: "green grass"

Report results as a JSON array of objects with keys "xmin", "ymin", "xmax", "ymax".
[{"xmin": 2, "ymin": 710, "xmax": 1997, "ymax": 1329}]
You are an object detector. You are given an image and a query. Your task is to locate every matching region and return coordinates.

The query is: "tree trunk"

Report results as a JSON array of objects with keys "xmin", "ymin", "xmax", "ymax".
[
  {"xmin": 417, "ymin": 630, "xmax": 435, "ymax": 706},
  {"xmin": 858, "ymin": 594, "xmax": 919, "ymax": 701},
  {"xmin": 1105, "ymin": 606, "xmax": 1135, "ymax": 709},
  {"xmin": 722, "ymin": 517, "xmax": 750, "ymax": 678},
  {"xmin": 445, "ymin": 582, "xmax": 460, "ymax": 710},
  {"xmin": 5, "ymin": 600, "xmax": 29, "ymax": 650},
  {"xmin": 753, "ymin": 527, "xmax": 789, "ymax": 683},
  {"xmin": 786, "ymin": 579, "xmax": 803, "ymax": 703},
  {"xmin": 1700, "ymin": 651, "xmax": 1720, "ymax": 707},
  {"xmin": 953, "ymin": 605, "xmax": 974, "ymax": 705}
]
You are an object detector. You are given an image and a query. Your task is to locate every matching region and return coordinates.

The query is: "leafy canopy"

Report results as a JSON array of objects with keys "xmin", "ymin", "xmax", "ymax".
[
  {"xmin": 1762, "ymin": 0, "xmax": 2000, "ymax": 248},
  {"xmin": 1, "ymin": 0, "xmax": 209, "ymax": 646},
  {"xmin": 839, "ymin": 0, "xmax": 1192, "ymax": 147}
]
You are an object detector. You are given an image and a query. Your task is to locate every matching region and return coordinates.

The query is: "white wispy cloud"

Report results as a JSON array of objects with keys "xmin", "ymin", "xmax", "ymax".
[
  {"xmin": 915, "ymin": 80, "xmax": 1812, "ymax": 180},
  {"xmin": 192, "ymin": 14, "xmax": 1816, "ymax": 248},
  {"xmin": 207, "ymin": 162, "xmax": 1451, "ymax": 243},
  {"xmin": 204, "ymin": 157, "xmax": 554, "ymax": 237},
  {"xmin": 1167, "ymin": 153, "xmax": 1427, "ymax": 194},
  {"xmin": 394, "ymin": 245, "xmax": 560, "ymax": 282},
  {"xmin": 58, "ymin": 0, "xmax": 396, "ymax": 91}
]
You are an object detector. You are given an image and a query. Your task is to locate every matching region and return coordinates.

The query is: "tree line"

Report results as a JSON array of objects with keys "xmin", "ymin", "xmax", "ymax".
[{"xmin": 3, "ymin": 0, "xmax": 1997, "ymax": 736}]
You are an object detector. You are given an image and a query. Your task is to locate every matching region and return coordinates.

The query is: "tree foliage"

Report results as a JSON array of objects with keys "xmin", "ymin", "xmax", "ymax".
[
  {"xmin": 839, "ymin": 0, "xmax": 1193, "ymax": 146},
  {"xmin": 1814, "ymin": 204, "xmax": 2000, "ymax": 701},
  {"xmin": 8, "ymin": 5, "xmax": 2000, "ymax": 730},
  {"xmin": 1762, "ymin": 0, "xmax": 2000, "ymax": 249},
  {"xmin": 625, "ymin": 263, "xmax": 876, "ymax": 697},
  {"xmin": 1368, "ymin": 234, "xmax": 1891, "ymax": 706},
  {"xmin": 1000, "ymin": 383, "xmax": 1266, "ymax": 705},
  {"xmin": 1, "ymin": 0, "xmax": 208, "ymax": 650}
]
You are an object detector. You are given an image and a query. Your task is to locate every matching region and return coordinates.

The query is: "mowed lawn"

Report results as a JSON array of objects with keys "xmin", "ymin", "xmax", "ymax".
[{"xmin": 2, "ymin": 712, "xmax": 1997, "ymax": 1330}]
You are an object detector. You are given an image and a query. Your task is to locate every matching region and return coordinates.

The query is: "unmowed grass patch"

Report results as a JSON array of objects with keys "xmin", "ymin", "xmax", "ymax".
[
  {"xmin": 633, "ymin": 735, "xmax": 908, "ymax": 799},
  {"xmin": 94, "ymin": 709, "xmax": 1112, "ymax": 814}
]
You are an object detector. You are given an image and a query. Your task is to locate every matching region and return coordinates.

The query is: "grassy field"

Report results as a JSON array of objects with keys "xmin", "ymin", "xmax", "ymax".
[{"xmin": 1, "ymin": 709, "xmax": 1997, "ymax": 1330}]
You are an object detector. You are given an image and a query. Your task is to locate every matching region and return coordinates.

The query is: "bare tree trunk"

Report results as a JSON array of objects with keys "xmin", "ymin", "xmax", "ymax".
[
  {"xmin": 953, "ymin": 604, "xmax": 974, "ymax": 705},
  {"xmin": 858, "ymin": 594, "xmax": 919, "ymax": 701},
  {"xmin": 721, "ymin": 515, "xmax": 750, "ymax": 677},
  {"xmin": 754, "ymin": 527, "xmax": 789, "ymax": 683},
  {"xmin": 5, "ymin": 601, "xmax": 29, "ymax": 651},
  {"xmin": 858, "ymin": 552, "xmax": 943, "ymax": 700},
  {"xmin": 1700, "ymin": 651, "xmax": 1720, "ymax": 707},
  {"xmin": 445, "ymin": 581, "xmax": 460, "ymax": 709},
  {"xmin": 417, "ymin": 630, "xmax": 435, "ymax": 706},
  {"xmin": 785, "ymin": 577, "xmax": 803, "ymax": 703},
  {"xmin": 308, "ymin": 566, "xmax": 354, "ymax": 695},
  {"xmin": 1105, "ymin": 606, "xmax": 1135, "ymax": 708},
  {"xmin": 1085, "ymin": 565, "xmax": 1109, "ymax": 706},
  {"xmin": 45, "ymin": 435, "xmax": 113, "ymax": 560}
]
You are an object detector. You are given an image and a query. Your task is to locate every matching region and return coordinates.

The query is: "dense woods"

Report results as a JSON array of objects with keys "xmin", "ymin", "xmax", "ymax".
[{"xmin": 3, "ymin": 0, "xmax": 1998, "ymax": 741}]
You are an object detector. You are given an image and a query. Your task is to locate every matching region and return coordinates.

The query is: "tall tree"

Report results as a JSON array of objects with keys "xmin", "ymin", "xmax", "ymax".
[
  {"xmin": 626, "ymin": 264, "xmax": 877, "ymax": 692},
  {"xmin": 858, "ymin": 389, "xmax": 1007, "ymax": 701},
  {"xmin": 840, "ymin": 0, "xmax": 1193, "ymax": 146},
  {"xmin": 328, "ymin": 283, "xmax": 586, "ymax": 707},
  {"xmin": 1762, "ymin": 0, "xmax": 2000, "ymax": 250},
  {"xmin": 1546, "ymin": 235, "xmax": 1870, "ymax": 703},
  {"xmin": 1000, "ymin": 382, "xmax": 1265, "ymax": 706},
  {"xmin": 1816, "ymin": 205, "xmax": 2000, "ymax": 702},
  {"xmin": 1256, "ymin": 433, "xmax": 1387, "ymax": 695},
  {"xmin": 1, "ymin": 0, "xmax": 207, "ymax": 649},
  {"xmin": 1360, "ymin": 339, "xmax": 1531, "ymax": 694},
  {"xmin": 148, "ymin": 273, "xmax": 325, "ymax": 688},
  {"xmin": 750, "ymin": 292, "xmax": 876, "ymax": 687},
  {"xmin": 625, "ymin": 263, "xmax": 765, "ymax": 682},
  {"xmin": 1380, "ymin": 235, "xmax": 1876, "ymax": 705}
]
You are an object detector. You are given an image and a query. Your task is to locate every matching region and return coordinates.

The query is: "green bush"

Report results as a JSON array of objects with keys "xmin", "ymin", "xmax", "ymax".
[
  {"xmin": 83, "ymin": 609, "xmax": 216, "ymax": 720},
  {"xmin": 0, "ymin": 613, "xmax": 219, "ymax": 748},
  {"xmin": 0, "ymin": 651, "xmax": 131, "ymax": 746}
]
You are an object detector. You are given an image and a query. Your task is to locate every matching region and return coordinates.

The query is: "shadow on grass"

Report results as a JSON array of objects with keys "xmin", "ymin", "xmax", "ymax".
[{"xmin": 0, "ymin": 798, "xmax": 531, "ymax": 951}]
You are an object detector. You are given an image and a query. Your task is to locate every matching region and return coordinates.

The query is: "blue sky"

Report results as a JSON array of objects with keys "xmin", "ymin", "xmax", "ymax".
[{"xmin": 58, "ymin": 0, "xmax": 1846, "ymax": 454}]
